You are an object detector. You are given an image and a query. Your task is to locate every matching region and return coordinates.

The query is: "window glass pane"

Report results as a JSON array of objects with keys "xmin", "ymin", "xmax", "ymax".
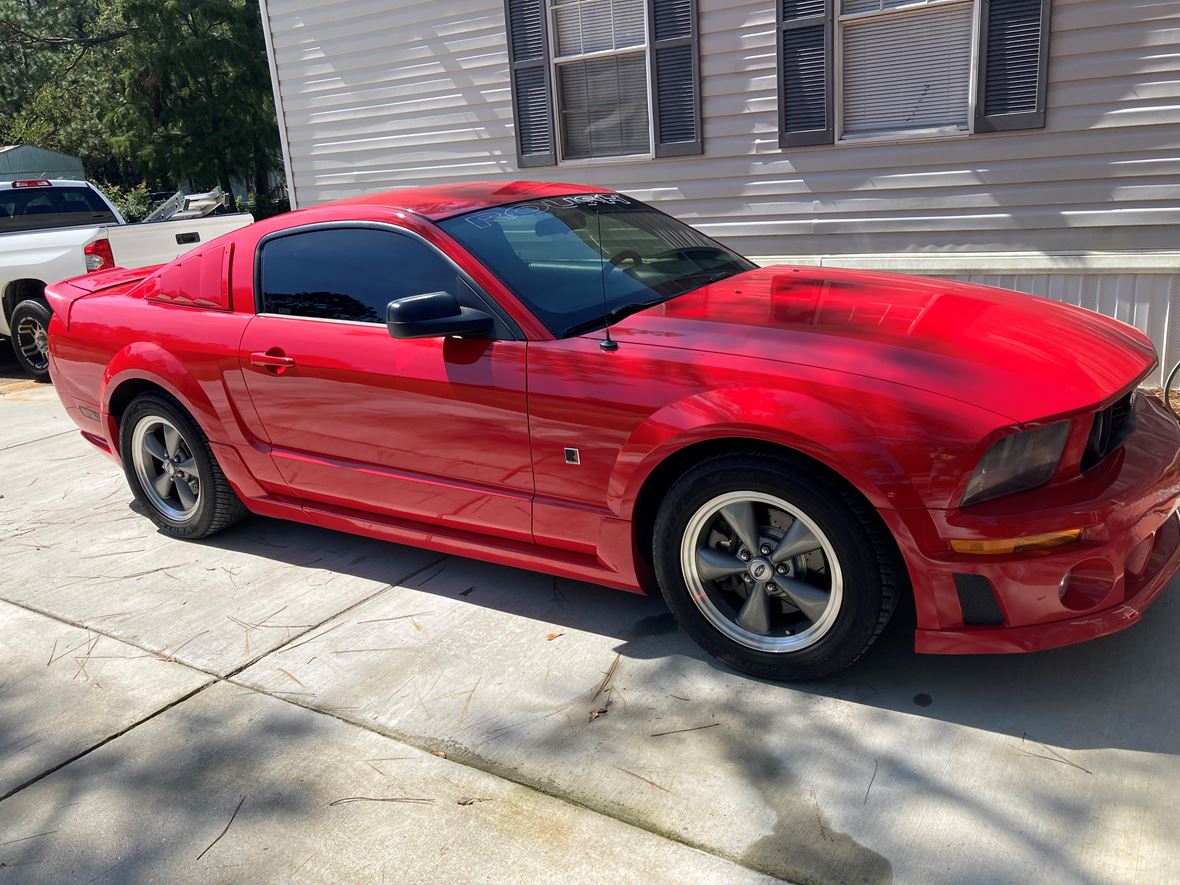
[
  {"xmin": 259, "ymin": 228, "xmax": 460, "ymax": 322},
  {"xmin": 0, "ymin": 186, "xmax": 117, "ymax": 233},
  {"xmin": 841, "ymin": 0, "xmax": 948, "ymax": 14},
  {"xmin": 558, "ymin": 54, "xmax": 650, "ymax": 159},
  {"xmin": 841, "ymin": 2, "xmax": 973, "ymax": 136},
  {"xmin": 439, "ymin": 194, "xmax": 755, "ymax": 337},
  {"xmin": 552, "ymin": 0, "xmax": 645, "ymax": 58}
]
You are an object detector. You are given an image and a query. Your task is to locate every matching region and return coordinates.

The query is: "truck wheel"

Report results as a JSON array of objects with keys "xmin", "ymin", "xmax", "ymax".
[
  {"xmin": 652, "ymin": 453, "xmax": 901, "ymax": 681},
  {"xmin": 10, "ymin": 299, "xmax": 53, "ymax": 382},
  {"xmin": 120, "ymin": 393, "xmax": 247, "ymax": 539}
]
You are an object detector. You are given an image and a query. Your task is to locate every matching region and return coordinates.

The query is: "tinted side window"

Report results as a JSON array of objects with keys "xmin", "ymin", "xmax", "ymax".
[{"xmin": 259, "ymin": 228, "xmax": 461, "ymax": 323}]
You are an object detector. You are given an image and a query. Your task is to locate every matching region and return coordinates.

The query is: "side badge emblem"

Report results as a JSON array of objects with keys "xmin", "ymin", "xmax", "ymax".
[{"xmin": 564, "ymin": 447, "xmax": 581, "ymax": 465}]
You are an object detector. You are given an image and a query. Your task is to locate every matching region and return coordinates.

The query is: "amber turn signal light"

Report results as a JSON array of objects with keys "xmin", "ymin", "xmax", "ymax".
[{"xmin": 950, "ymin": 529, "xmax": 1083, "ymax": 556}]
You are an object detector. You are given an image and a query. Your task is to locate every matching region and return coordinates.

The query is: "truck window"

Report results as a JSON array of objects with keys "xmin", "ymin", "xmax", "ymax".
[{"xmin": 0, "ymin": 187, "xmax": 118, "ymax": 234}]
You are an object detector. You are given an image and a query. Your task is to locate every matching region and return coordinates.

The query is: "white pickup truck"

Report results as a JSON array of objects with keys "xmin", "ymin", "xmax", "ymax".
[{"xmin": 1, "ymin": 179, "xmax": 252, "ymax": 380}]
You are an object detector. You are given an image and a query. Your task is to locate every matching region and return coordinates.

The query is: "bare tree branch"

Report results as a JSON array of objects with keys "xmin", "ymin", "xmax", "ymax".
[{"xmin": 0, "ymin": 19, "xmax": 135, "ymax": 49}]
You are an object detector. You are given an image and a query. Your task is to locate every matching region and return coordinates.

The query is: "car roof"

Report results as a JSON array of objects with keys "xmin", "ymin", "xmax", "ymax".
[
  {"xmin": 323, "ymin": 180, "xmax": 614, "ymax": 221},
  {"xmin": 0, "ymin": 179, "xmax": 93, "ymax": 191}
]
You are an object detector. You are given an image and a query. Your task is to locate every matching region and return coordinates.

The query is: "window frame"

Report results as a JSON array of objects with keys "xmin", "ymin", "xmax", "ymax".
[
  {"xmin": 252, "ymin": 222, "xmax": 524, "ymax": 340},
  {"xmin": 544, "ymin": 0, "xmax": 656, "ymax": 164},
  {"xmin": 833, "ymin": 0, "xmax": 982, "ymax": 145}
]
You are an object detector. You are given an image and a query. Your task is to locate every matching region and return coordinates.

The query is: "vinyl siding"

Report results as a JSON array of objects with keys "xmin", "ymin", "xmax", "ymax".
[
  {"xmin": 262, "ymin": 0, "xmax": 1180, "ymax": 255},
  {"xmin": 261, "ymin": 0, "xmax": 1180, "ymax": 370}
]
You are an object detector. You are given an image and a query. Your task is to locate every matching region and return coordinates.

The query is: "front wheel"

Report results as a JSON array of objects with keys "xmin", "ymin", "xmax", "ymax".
[
  {"xmin": 10, "ymin": 299, "xmax": 53, "ymax": 382},
  {"xmin": 653, "ymin": 453, "xmax": 902, "ymax": 681}
]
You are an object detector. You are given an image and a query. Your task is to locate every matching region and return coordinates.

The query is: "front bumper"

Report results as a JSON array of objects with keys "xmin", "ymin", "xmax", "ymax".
[{"xmin": 885, "ymin": 392, "xmax": 1180, "ymax": 654}]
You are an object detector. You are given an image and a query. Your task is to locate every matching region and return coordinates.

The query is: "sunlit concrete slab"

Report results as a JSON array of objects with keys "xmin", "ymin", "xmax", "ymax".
[
  {"xmin": 0, "ymin": 397, "xmax": 442, "ymax": 676},
  {"xmin": 238, "ymin": 555, "xmax": 1180, "ymax": 885},
  {"xmin": 0, "ymin": 599, "xmax": 210, "ymax": 798},
  {"xmin": 0, "ymin": 681, "xmax": 774, "ymax": 884},
  {"xmin": 0, "ymin": 381, "xmax": 72, "ymax": 450}
]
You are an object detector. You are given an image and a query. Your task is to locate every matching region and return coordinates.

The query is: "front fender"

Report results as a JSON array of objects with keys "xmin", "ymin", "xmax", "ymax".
[
  {"xmin": 609, "ymin": 386, "xmax": 916, "ymax": 515},
  {"xmin": 610, "ymin": 380, "xmax": 1004, "ymax": 517}
]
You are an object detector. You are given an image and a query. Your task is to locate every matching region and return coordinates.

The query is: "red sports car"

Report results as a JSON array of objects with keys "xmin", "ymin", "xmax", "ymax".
[{"xmin": 46, "ymin": 182, "xmax": 1180, "ymax": 680}]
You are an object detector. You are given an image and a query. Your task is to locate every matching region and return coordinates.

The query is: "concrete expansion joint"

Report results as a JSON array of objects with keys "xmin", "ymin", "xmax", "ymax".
[{"xmin": 0, "ymin": 556, "xmax": 782, "ymax": 881}]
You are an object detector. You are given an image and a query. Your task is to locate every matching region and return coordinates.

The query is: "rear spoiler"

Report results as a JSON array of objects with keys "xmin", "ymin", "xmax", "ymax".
[{"xmin": 45, "ymin": 264, "xmax": 163, "ymax": 329}]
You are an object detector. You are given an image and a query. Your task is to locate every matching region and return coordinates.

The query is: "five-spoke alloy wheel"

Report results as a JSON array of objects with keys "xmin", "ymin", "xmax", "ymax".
[
  {"xmin": 120, "ymin": 392, "xmax": 246, "ymax": 538},
  {"xmin": 681, "ymin": 491, "xmax": 843, "ymax": 653},
  {"xmin": 654, "ymin": 453, "xmax": 902, "ymax": 681},
  {"xmin": 131, "ymin": 415, "xmax": 202, "ymax": 521}
]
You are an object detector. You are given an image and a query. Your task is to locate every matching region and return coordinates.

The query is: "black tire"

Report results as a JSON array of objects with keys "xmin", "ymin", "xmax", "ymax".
[
  {"xmin": 10, "ymin": 298, "xmax": 53, "ymax": 382},
  {"xmin": 652, "ymin": 452, "xmax": 903, "ymax": 681},
  {"xmin": 119, "ymin": 392, "xmax": 247, "ymax": 539}
]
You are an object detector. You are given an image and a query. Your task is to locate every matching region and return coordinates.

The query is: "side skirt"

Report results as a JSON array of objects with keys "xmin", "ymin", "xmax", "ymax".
[{"xmin": 242, "ymin": 492, "xmax": 646, "ymax": 594}]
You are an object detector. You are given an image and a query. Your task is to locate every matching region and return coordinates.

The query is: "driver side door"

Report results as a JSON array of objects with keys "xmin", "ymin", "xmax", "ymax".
[{"xmin": 237, "ymin": 225, "xmax": 534, "ymax": 543}]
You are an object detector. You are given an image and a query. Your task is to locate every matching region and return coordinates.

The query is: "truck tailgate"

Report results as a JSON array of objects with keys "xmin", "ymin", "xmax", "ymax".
[{"xmin": 105, "ymin": 213, "xmax": 252, "ymax": 268}]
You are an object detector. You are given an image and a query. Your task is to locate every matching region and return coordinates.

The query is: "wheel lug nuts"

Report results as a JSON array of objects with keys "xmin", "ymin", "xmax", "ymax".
[
  {"xmin": 760, "ymin": 545, "xmax": 772, "ymax": 556},
  {"xmin": 765, "ymin": 582, "xmax": 777, "ymax": 593},
  {"xmin": 742, "ymin": 574, "xmax": 753, "ymax": 583},
  {"xmin": 738, "ymin": 550, "xmax": 751, "ymax": 562},
  {"xmin": 776, "ymin": 564, "xmax": 788, "ymax": 575}
]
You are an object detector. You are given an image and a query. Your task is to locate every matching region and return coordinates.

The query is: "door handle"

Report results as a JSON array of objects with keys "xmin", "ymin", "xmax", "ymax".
[{"xmin": 250, "ymin": 351, "xmax": 296, "ymax": 374}]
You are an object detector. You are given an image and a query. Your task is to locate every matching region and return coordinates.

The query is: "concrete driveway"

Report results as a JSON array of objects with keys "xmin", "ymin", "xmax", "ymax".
[{"xmin": 1, "ymin": 355, "xmax": 1178, "ymax": 884}]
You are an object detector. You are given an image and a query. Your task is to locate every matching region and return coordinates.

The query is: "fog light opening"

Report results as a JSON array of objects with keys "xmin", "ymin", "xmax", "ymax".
[{"xmin": 1060, "ymin": 558, "xmax": 1117, "ymax": 611}]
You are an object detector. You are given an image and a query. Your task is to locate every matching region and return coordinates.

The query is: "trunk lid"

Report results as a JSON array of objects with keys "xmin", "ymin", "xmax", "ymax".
[{"xmin": 44, "ymin": 265, "xmax": 161, "ymax": 327}]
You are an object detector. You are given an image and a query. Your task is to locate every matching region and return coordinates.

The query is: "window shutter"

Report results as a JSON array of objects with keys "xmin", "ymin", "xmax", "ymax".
[
  {"xmin": 648, "ymin": 0, "xmax": 702, "ymax": 157},
  {"xmin": 505, "ymin": 0, "xmax": 556, "ymax": 167},
  {"xmin": 975, "ymin": 0, "xmax": 1052, "ymax": 132},
  {"xmin": 778, "ymin": 0, "xmax": 834, "ymax": 147}
]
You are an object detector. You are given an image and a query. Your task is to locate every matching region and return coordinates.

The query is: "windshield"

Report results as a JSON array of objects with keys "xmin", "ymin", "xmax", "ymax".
[
  {"xmin": 0, "ymin": 186, "xmax": 118, "ymax": 234},
  {"xmin": 438, "ymin": 194, "xmax": 755, "ymax": 337}
]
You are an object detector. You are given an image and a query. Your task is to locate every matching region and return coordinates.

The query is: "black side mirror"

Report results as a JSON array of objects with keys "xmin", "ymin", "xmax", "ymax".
[{"xmin": 386, "ymin": 291, "xmax": 493, "ymax": 339}]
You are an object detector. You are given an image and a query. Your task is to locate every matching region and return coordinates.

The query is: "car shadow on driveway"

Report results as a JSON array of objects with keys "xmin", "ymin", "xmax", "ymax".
[{"xmin": 194, "ymin": 509, "xmax": 1180, "ymax": 758}]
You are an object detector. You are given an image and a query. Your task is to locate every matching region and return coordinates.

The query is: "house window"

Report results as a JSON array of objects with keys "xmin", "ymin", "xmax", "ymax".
[
  {"xmin": 779, "ymin": 0, "xmax": 1052, "ymax": 148},
  {"xmin": 504, "ymin": 0, "xmax": 702, "ymax": 167},
  {"xmin": 839, "ymin": 0, "xmax": 975, "ymax": 139},
  {"xmin": 549, "ymin": 0, "xmax": 651, "ymax": 160}
]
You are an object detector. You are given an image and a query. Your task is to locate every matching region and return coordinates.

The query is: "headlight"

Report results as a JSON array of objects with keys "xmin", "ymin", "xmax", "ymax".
[{"xmin": 961, "ymin": 421, "xmax": 1070, "ymax": 506}]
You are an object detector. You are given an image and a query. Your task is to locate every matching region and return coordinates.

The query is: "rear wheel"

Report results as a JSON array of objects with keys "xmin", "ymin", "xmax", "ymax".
[
  {"xmin": 120, "ymin": 393, "xmax": 246, "ymax": 538},
  {"xmin": 653, "ymin": 453, "xmax": 901, "ymax": 681},
  {"xmin": 10, "ymin": 299, "xmax": 52, "ymax": 382}
]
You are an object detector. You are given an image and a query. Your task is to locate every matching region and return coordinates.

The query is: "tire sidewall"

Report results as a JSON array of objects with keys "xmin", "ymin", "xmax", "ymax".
[
  {"xmin": 653, "ymin": 459, "xmax": 885, "ymax": 680},
  {"xmin": 10, "ymin": 299, "xmax": 53, "ymax": 382},
  {"xmin": 119, "ymin": 394, "xmax": 219, "ymax": 538}
]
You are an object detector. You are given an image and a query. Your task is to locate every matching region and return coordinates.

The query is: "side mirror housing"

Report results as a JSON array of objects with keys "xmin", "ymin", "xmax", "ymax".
[{"xmin": 386, "ymin": 291, "xmax": 493, "ymax": 339}]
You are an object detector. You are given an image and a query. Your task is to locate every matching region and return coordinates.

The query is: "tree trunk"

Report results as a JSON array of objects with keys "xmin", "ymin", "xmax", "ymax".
[{"xmin": 218, "ymin": 172, "xmax": 235, "ymax": 207}]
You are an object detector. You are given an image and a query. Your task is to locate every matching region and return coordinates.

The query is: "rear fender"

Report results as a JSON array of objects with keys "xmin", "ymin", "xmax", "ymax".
[{"xmin": 100, "ymin": 343, "xmax": 225, "ymax": 453}]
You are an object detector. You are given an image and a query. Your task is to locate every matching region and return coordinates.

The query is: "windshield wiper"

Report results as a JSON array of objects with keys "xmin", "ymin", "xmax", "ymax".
[
  {"xmin": 561, "ymin": 296, "xmax": 672, "ymax": 339},
  {"xmin": 560, "ymin": 270, "xmax": 742, "ymax": 339},
  {"xmin": 667, "ymin": 269, "xmax": 741, "ymax": 290}
]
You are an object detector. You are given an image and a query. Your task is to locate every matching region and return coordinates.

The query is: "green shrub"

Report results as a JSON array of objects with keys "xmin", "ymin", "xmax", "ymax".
[{"xmin": 94, "ymin": 181, "xmax": 152, "ymax": 223}]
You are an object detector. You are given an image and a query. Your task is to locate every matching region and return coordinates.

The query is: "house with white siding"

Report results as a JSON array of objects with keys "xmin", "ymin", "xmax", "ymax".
[{"xmin": 258, "ymin": 0, "xmax": 1180, "ymax": 382}]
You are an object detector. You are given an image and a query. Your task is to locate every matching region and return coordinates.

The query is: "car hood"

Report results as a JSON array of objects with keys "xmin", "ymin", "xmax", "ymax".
[{"xmin": 611, "ymin": 266, "xmax": 1156, "ymax": 423}]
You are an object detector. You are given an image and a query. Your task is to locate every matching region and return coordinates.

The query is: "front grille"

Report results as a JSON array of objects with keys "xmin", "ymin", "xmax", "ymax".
[{"xmin": 1081, "ymin": 391, "xmax": 1136, "ymax": 472}]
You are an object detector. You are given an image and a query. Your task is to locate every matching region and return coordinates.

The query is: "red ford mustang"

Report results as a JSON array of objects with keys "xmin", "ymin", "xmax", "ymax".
[{"xmin": 46, "ymin": 181, "xmax": 1180, "ymax": 680}]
